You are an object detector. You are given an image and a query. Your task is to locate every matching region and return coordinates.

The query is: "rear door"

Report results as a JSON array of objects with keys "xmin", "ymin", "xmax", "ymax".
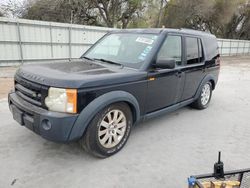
[{"xmin": 180, "ymin": 36, "xmax": 206, "ymax": 101}]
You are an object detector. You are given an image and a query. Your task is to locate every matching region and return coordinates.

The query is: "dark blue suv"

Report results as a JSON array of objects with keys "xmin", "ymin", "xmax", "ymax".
[{"xmin": 9, "ymin": 28, "xmax": 220, "ymax": 158}]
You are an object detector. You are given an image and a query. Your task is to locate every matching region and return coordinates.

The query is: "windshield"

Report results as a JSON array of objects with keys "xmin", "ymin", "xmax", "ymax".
[{"xmin": 83, "ymin": 33, "xmax": 159, "ymax": 69}]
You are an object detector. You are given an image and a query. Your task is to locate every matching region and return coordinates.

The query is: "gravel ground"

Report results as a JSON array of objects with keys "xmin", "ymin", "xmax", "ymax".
[
  {"xmin": 0, "ymin": 78, "xmax": 14, "ymax": 99},
  {"xmin": 0, "ymin": 66, "xmax": 17, "ymax": 98},
  {"xmin": 0, "ymin": 57, "xmax": 250, "ymax": 188}
]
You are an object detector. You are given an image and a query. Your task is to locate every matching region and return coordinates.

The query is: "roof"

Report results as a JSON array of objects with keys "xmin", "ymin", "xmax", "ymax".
[{"xmin": 111, "ymin": 28, "xmax": 215, "ymax": 38}]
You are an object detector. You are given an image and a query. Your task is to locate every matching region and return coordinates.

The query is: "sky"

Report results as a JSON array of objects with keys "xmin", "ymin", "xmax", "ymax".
[
  {"xmin": 0, "ymin": 0, "xmax": 26, "ymax": 17},
  {"xmin": 0, "ymin": 0, "xmax": 24, "ymax": 6}
]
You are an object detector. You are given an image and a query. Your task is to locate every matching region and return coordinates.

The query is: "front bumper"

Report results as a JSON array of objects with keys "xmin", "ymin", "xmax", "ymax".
[{"xmin": 8, "ymin": 92, "xmax": 78, "ymax": 142}]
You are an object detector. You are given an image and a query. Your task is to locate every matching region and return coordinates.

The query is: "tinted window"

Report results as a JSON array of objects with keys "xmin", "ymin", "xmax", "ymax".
[
  {"xmin": 186, "ymin": 37, "xmax": 199, "ymax": 64},
  {"xmin": 198, "ymin": 39, "xmax": 204, "ymax": 62},
  {"xmin": 157, "ymin": 35, "xmax": 182, "ymax": 65}
]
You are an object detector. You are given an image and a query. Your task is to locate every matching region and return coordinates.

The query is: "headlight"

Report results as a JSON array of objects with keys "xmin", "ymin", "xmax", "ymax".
[{"xmin": 45, "ymin": 87, "xmax": 77, "ymax": 113}]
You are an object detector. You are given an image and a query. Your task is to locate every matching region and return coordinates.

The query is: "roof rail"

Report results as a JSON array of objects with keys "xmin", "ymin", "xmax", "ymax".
[{"xmin": 180, "ymin": 28, "xmax": 212, "ymax": 35}]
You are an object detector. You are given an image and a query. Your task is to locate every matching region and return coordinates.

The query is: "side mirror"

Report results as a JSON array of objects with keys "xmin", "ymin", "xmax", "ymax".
[{"xmin": 155, "ymin": 59, "xmax": 176, "ymax": 69}]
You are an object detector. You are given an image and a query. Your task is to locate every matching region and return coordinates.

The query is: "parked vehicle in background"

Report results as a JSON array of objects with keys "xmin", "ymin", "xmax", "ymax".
[{"xmin": 8, "ymin": 28, "xmax": 220, "ymax": 158}]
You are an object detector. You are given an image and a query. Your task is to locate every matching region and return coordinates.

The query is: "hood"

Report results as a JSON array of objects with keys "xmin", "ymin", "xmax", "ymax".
[{"xmin": 15, "ymin": 59, "xmax": 146, "ymax": 88}]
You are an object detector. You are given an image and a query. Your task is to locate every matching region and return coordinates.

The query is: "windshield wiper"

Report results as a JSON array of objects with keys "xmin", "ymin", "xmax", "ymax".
[{"xmin": 93, "ymin": 58, "xmax": 123, "ymax": 67}]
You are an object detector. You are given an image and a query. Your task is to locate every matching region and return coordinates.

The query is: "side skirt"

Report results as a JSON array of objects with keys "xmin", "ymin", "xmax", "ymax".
[{"xmin": 142, "ymin": 98, "xmax": 195, "ymax": 121}]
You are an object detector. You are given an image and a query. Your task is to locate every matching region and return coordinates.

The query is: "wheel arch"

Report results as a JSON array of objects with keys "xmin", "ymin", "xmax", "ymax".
[
  {"xmin": 68, "ymin": 91, "xmax": 140, "ymax": 141},
  {"xmin": 209, "ymin": 79, "xmax": 215, "ymax": 90},
  {"xmin": 123, "ymin": 101, "xmax": 138, "ymax": 124},
  {"xmin": 194, "ymin": 74, "xmax": 216, "ymax": 100}
]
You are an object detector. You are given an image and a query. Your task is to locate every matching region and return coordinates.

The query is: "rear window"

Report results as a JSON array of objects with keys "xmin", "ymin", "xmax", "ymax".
[{"xmin": 203, "ymin": 36, "xmax": 219, "ymax": 60}]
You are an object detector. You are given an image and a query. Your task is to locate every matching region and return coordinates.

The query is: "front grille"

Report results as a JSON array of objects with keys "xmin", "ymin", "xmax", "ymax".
[{"xmin": 14, "ymin": 75, "xmax": 48, "ymax": 107}]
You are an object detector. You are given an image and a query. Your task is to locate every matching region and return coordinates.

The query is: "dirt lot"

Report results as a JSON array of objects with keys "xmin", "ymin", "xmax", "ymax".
[
  {"xmin": 0, "ymin": 56, "xmax": 250, "ymax": 188},
  {"xmin": 0, "ymin": 66, "xmax": 17, "ymax": 99},
  {"xmin": 0, "ymin": 78, "xmax": 13, "ymax": 99}
]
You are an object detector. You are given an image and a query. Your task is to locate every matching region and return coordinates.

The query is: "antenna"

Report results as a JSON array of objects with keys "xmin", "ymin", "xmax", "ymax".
[
  {"xmin": 214, "ymin": 151, "xmax": 224, "ymax": 179},
  {"xmin": 218, "ymin": 151, "xmax": 221, "ymax": 163}
]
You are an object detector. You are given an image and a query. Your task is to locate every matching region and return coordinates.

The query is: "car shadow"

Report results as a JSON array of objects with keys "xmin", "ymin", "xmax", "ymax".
[
  {"xmin": 18, "ymin": 105, "xmax": 199, "ymax": 163},
  {"xmin": 132, "ymin": 106, "xmax": 192, "ymax": 133}
]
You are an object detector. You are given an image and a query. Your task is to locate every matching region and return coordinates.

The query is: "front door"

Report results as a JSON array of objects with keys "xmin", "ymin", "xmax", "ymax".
[{"xmin": 146, "ymin": 34, "xmax": 185, "ymax": 113}]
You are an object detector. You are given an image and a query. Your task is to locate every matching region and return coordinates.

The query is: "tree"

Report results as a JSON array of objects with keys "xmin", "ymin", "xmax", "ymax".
[
  {"xmin": 225, "ymin": 2, "xmax": 250, "ymax": 39},
  {"xmin": 0, "ymin": 0, "xmax": 28, "ymax": 18},
  {"xmin": 55, "ymin": 0, "xmax": 100, "ymax": 25},
  {"xmin": 126, "ymin": 0, "xmax": 167, "ymax": 28},
  {"xmin": 22, "ymin": 0, "xmax": 100, "ymax": 25},
  {"xmin": 93, "ymin": 0, "xmax": 147, "ymax": 28},
  {"xmin": 163, "ymin": 0, "xmax": 215, "ymax": 30},
  {"xmin": 22, "ymin": 0, "xmax": 57, "ymax": 21},
  {"xmin": 155, "ymin": 0, "xmax": 168, "ymax": 27},
  {"xmin": 21, "ymin": 0, "xmax": 148, "ymax": 28},
  {"xmin": 1, "ymin": 0, "xmax": 249, "ymax": 39},
  {"xmin": 161, "ymin": 0, "xmax": 249, "ymax": 39},
  {"xmin": 206, "ymin": 0, "xmax": 244, "ymax": 38},
  {"xmin": 238, "ymin": 3, "xmax": 250, "ymax": 39},
  {"xmin": 0, "ymin": 5, "xmax": 4, "ymax": 16}
]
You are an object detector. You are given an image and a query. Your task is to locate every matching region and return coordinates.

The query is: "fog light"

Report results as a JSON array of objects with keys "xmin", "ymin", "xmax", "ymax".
[{"xmin": 41, "ymin": 119, "xmax": 52, "ymax": 131}]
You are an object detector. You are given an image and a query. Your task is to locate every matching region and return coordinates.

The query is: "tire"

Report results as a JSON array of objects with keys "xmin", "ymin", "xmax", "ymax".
[
  {"xmin": 79, "ymin": 102, "xmax": 133, "ymax": 158},
  {"xmin": 191, "ymin": 82, "xmax": 212, "ymax": 110}
]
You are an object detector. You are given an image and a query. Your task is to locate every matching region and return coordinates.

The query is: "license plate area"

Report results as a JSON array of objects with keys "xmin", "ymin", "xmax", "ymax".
[{"xmin": 11, "ymin": 105, "xmax": 24, "ymax": 125}]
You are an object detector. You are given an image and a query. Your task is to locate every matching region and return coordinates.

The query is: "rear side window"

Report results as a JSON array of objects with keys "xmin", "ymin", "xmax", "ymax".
[
  {"xmin": 198, "ymin": 39, "xmax": 204, "ymax": 61},
  {"xmin": 186, "ymin": 37, "xmax": 203, "ymax": 65}
]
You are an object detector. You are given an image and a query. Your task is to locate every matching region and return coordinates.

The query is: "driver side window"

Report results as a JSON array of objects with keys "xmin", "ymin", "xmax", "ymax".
[{"xmin": 157, "ymin": 35, "xmax": 182, "ymax": 66}]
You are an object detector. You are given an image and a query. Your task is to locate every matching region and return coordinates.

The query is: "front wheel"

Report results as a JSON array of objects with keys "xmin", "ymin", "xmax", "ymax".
[
  {"xmin": 80, "ymin": 102, "xmax": 132, "ymax": 158},
  {"xmin": 191, "ymin": 82, "xmax": 212, "ymax": 110}
]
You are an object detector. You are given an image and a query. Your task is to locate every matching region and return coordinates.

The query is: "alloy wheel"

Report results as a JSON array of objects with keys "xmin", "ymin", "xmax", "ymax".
[
  {"xmin": 201, "ymin": 83, "xmax": 211, "ymax": 106},
  {"xmin": 98, "ymin": 109, "xmax": 127, "ymax": 148}
]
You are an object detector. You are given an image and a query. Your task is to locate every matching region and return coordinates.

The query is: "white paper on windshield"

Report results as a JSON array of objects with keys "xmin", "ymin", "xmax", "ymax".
[{"xmin": 136, "ymin": 37, "xmax": 154, "ymax": 45}]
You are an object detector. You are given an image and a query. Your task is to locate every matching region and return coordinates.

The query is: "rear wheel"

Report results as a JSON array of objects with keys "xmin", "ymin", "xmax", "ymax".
[
  {"xmin": 191, "ymin": 82, "xmax": 212, "ymax": 109},
  {"xmin": 80, "ymin": 102, "xmax": 132, "ymax": 158}
]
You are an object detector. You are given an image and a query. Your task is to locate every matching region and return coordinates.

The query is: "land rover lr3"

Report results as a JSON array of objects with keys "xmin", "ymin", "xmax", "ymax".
[{"xmin": 9, "ymin": 28, "xmax": 220, "ymax": 158}]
